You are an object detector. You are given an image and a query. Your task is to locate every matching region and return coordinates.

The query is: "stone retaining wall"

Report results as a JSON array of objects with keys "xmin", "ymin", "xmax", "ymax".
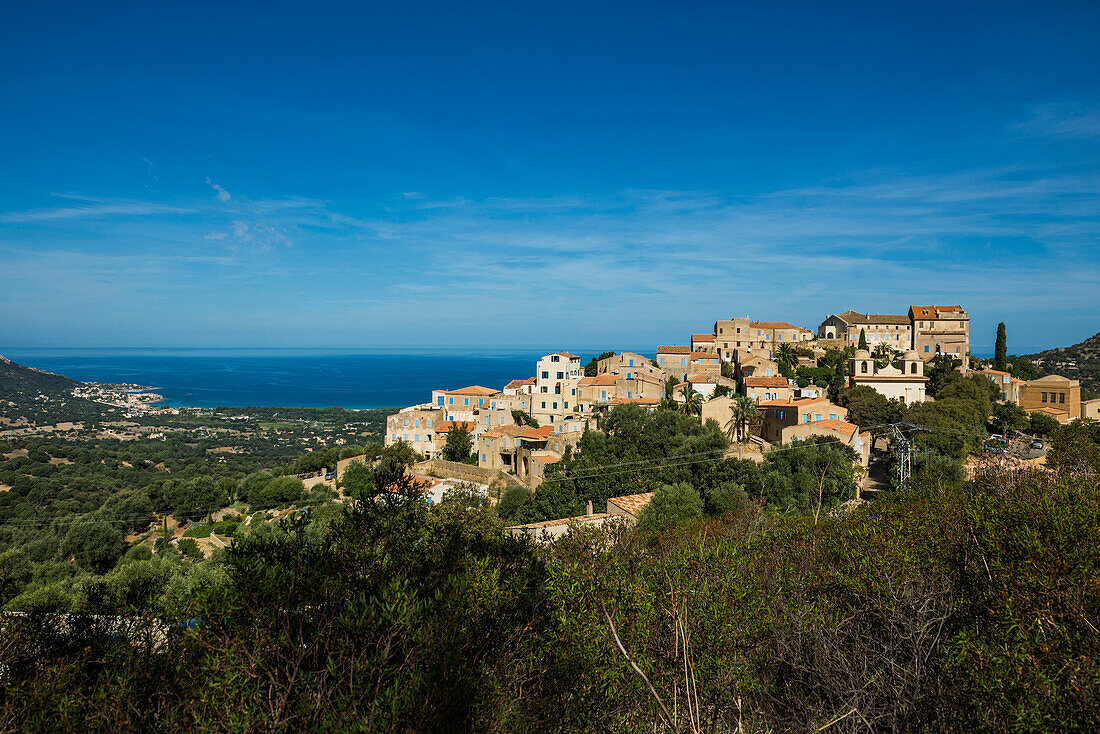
[{"xmin": 412, "ymin": 458, "xmax": 526, "ymax": 497}]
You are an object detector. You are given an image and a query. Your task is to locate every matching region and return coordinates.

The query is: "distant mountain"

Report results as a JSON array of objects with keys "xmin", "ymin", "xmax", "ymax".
[
  {"xmin": 1022, "ymin": 332, "xmax": 1100, "ymax": 395},
  {"xmin": 0, "ymin": 354, "xmax": 79, "ymax": 397}
]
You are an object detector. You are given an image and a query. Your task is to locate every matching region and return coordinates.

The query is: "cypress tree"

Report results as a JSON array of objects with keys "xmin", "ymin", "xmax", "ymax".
[
  {"xmin": 857, "ymin": 328, "xmax": 869, "ymax": 351},
  {"xmin": 994, "ymin": 322, "xmax": 1007, "ymax": 371}
]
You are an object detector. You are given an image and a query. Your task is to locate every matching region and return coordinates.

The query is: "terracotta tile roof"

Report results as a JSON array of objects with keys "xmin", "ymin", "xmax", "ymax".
[
  {"xmin": 578, "ymin": 374, "xmax": 618, "ymax": 386},
  {"xmin": 835, "ymin": 310, "xmax": 910, "ymax": 326},
  {"xmin": 807, "ymin": 418, "xmax": 859, "ymax": 435},
  {"xmin": 447, "ymin": 386, "xmax": 499, "ymax": 396},
  {"xmin": 745, "ymin": 376, "xmax": 789, "ymax": 387},
  {"xmin": 530, "ymin": 451, "xmax": 561, "ymax": 464},
  {"xmin": 435, "ymin": 420, "xmax": 475, "ymax": 433},
  {"xmin": 691, "ymin": 333, "xmax": 715, "ymax": 341},
  {"xmin": 520, "ymin": 425, "xmax": 555, "ymax": 440},
  {"xmin": 381, "ymin": 473, "xmax": 443, "ymax": 493},
  {"xmin": 657, "ymin": 345, "xmax": 691, "ymax": 354},
  {"xmin": 610, "ymin": 397, "xmax": 660, "ymax": 404},
  {"xmin": 506, "ymin": 513, "xmax": 612, "ymax": 530},
  {"xmin": 909, "ymin": 305, "xmax": 966, "ymax": 319},
  {"xmin": 980, "ymin": 369, "xmax": 1010, "ymax": 376},
  {"xmin": 750, "ymin": 321, "xmax": 799, "ymax": 329},
  {"xmin": 759, "ymin": 397, "xmax": 830, "ymax": 407},
  {"xmin": 686, "ymin": 374, "xmax": 717, "ymax": 383},
  {"xmin": 552, "ymin": 352, "xmax": 580, "ymax": 359},
  {"xmin": 504, "ymin": 379, "xmax": 531, "ymax": 389},
  {"xmin": 607, "ymin": 492, "xmax": 655, "ymax": 517},
  {"xmin": 690, "ymin": 351, "xmax": 718, "ymax": 360}
]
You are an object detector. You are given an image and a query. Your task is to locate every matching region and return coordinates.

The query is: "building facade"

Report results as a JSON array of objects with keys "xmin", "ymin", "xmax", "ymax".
[
  {"xmin": 847, "ymin": 349, "xmax": 928, "ymax": 405},
  {"xmin": 909, "ymin": 305, "xmax": 970, "ymax": 367},
  {"xmin": 818, "ymin": 310, "xmax": 911, "ymax": 349},
  {"xmin": 1018, "ymin": 375, "xmax": 1081, "ymax": 422}
]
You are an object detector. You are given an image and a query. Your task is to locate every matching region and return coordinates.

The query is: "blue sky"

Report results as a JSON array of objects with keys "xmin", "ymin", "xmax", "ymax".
[{"xmin": 1, "ymin": 1, "xmax": 1099, "ymax": 353}]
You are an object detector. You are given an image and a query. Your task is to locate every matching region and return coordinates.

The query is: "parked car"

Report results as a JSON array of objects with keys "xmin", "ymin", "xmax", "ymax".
[{"xmin": 1030, "ymin": 439, "xmax": 1044, "ymax": 450}]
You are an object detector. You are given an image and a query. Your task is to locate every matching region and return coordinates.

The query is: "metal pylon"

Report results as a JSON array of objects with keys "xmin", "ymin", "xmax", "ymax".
[{"xmin": 890, "ymin": 424, "xmax": 912, "ymax": 489}]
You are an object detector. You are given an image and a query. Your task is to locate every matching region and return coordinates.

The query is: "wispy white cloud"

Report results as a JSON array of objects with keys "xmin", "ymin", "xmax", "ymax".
[
  {"xmin": 0, "ymin": 195, "xmax": 190, "ymax": 223},
  {"xmin": 2, "ymin": 154, "xmax": 1098, "ymax": 350},
  {"xmin": 1010, "ymin": 103, "xmax": 1100, "ymax": 140},
  {"xmin": 204, "ymin": 177, "xmax": 232, "ymax": 202}
]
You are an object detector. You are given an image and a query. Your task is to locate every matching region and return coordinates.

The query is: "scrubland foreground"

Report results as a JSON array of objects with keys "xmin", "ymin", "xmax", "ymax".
[{"xmin": 0, "ymin": 461, "xmax": 1097, "ymax": 732}]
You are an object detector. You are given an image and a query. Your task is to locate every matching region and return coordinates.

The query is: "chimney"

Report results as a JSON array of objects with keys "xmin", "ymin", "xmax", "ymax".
[{"xmin": 586, "ymin": 500, "xmax": 593, "ymax": 517}]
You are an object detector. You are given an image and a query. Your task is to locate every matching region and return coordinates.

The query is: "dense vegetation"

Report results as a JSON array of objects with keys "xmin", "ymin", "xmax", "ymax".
[
  {"xmin": 498, "ymin": 406, "xmax": 860, "ymax": 526},
  {"xmin": 1, "ymin": 427, "xmax": 1097, "ymax": 731},
  {"xmin": 1023, "ymin": 330, "xmax": 1100, "ymax": 396}
]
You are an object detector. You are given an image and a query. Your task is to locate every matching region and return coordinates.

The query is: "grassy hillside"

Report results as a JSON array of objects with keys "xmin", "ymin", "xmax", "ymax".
[{"xmin": 1023, "ymin": 331, "xmax": 1100, "ymax": 395}]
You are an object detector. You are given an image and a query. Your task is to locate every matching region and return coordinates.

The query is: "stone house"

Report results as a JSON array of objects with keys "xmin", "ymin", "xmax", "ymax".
[
  {"xmin": 1018, "ymin": 375, "xmax": 1081, "ymax": 422},
  {"xmin": 757, "ymin": 397, "xmax": 848, "ymax": 444},
  {"xmin": 910, "ymin": 305, "xmax": 970, "ymax": 368},
  {"xmin": 818, "ymin": 310, "xmax": 911, "ymax": 349},
  {"xmin": 656, "ymin": 345, "xmax": 692, "ymax": 378},
  {"xmin": 385, "ymin": 405, "xmax": 444, "ymax": 458},
  {"xmin": 744, "ymin": 376, "xmax": 794, "ymax": 403}
]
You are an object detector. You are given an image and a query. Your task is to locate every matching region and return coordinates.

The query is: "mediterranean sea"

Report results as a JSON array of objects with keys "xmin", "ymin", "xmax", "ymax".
[{"xmin": 0, "ymin": 348, "xmax": 620, "ymax": 410}]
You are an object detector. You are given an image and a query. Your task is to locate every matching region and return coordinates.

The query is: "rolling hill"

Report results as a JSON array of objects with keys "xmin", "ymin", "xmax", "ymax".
[
  {"xmin": 1022, "ymin": 332, "xmax": 1100, "ymax": 395},
  {"xmin": 0, "ymin": 354, "xmax": 79, "ymax": 397}
]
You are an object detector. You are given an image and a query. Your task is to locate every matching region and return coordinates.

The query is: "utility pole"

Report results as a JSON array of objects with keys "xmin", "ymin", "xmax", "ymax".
[
  {"xmin": 890, "ymin": 424, "xmax": 912, "ymax": 489},
  {"xmin": 886, "ymin": 423, "xmax": 931, "ymax": 491}
]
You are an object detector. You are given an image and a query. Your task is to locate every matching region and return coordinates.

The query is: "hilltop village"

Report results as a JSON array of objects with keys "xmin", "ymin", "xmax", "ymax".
[{"xmin": 386, "ymin": 304, "xmax": 1095, "ymax": 531}]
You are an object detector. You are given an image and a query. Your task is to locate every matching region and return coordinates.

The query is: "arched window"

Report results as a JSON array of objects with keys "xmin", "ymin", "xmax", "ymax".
[
  {"xmin": 910, "ymin": 363, "xmax": 917, "ymax": 374},
  {"xmin": 861, "ymin": 361, "xmax": 868, "ymax": 374}
]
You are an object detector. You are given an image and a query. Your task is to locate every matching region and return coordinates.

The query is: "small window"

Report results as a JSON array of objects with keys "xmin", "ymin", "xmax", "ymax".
[
  {"xmin": 1042, "ymin": 393, "xmax": 1048, "ymax": 403},
  {"xmin": 1060, "ymin": 393, "xmax": 1065, "ymax": 404},
  {"xmin": 464, "ymin": 398, "xmax": 469, "ymax": 406}
]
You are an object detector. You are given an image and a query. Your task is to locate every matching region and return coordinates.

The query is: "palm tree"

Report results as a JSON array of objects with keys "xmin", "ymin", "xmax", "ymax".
[
  {"xmin": 775, "ymin": 342, "xmax": 799, "ymax": 371},
  {"xmin": 681, "ymin": 386, "xmax": 702, "ymax": 417},
  {"xmin": 726, "ymin": 394, "xmax": 761, "ymax": 442},
  {"xmin": 871, "ymin": 343, "xmax": 894, "ymax": 368}
]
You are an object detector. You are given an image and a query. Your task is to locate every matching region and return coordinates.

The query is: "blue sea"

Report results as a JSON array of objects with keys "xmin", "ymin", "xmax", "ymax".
[{"xmin": 0, "ymin": 348, "xmax": 593, "ymax": 410}]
